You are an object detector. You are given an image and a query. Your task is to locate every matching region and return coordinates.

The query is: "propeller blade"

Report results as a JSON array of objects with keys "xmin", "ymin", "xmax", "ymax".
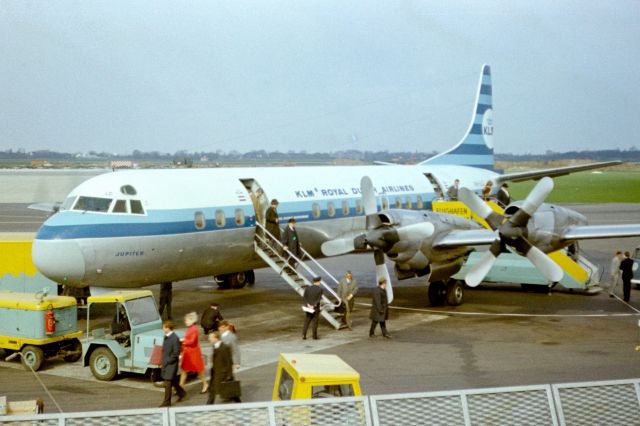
[
  {"xmin": 396, "ymin": 222, "xmax": 435, "ymax": 240},
  {"xmin": 464, "ymin": 249, "xmax": 498, "ymax": 287},
  {"xmin": 361, "ymin": 176, "xmax": 377, "ymax": 216},
  {"xmin": 520, "ymin": 176, "xmax": 554, "ymax": 217},
  {"xmin": 459, "ymin": 187, "xmax": 503, "ymax": 230},
  {"xmin": 321, "ymin": 238, "xmax": 356, "ymax": 256},
  {"xmin": 374, "ymin": 249, "xmax": 393, "ymax": 303},
  {"xmin": 526, "ymin": 246, "xmax": 564, "ymax": 283}
]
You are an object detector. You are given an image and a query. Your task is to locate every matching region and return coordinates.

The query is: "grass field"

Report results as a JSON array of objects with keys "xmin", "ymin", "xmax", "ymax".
[{"xmin": 508, "ymin": 170, "xmax": 640, "ymax": 203}]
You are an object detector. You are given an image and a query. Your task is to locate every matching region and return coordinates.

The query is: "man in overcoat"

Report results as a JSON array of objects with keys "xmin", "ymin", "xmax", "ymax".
[
  {"xmin": 265, "ymin": 199, "xmax": 281, "ymax": 242},
  {"xmin": 160, "ymin": 320, "xmax": 186, "ymax": 407},
  {"xmin": 337, "ymin": 271, "xmax": 358, "ymax": 329},
  {"xmin": 369, "ymin": 279, "xmax": 391, "ymax": 338},
  {"xmin": 207, "ymin": 331, "xmax": 235, "ymax": 404},
  {"xmin": 302, "ymin": 277, "xmax": 323, "ymax": 340},
  {"xmin": 281, "ymin": 218, "xmax": 301, "ymax": 268}
]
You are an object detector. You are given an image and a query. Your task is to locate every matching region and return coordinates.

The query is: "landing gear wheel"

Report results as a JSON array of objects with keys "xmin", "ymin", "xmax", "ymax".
[
  {"xmin": 246, "ymin": 270, "xmax": 255, "ymax": 285},
  {"xmin": 229, "ymin": 272, "xmax": 248, "ymax": 289},
  {"xmin": 21, "ymin": 345, "xmax": 44, "ymax": 371},
  {"xmin": 89, "ymin": 347, "xmax": 118, "ymax": 381},
  {"xmin": 215, "ymin": 275, "xmax": 231, "ymax": 289},
  {"xmin": 446, "ymin": 280, "xmax": 464, "ymax": 306},
  {"xmin": 428, "ymin": 281, "xmax": 447, "ymax": 306},
  {"xmin": 63, "ymin": 339, "xmax": 82, "ymax": 362}
]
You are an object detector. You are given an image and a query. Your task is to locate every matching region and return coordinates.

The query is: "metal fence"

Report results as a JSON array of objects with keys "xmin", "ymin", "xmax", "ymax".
[{"xmin": 2, "ymin": 378, "xmax": 639, "ymax": 425}]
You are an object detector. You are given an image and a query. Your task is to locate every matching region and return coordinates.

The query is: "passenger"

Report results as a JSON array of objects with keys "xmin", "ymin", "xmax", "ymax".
[
  {"xmin": 179, "ymin": 312, "xmax": 208, "ymax": 394},
  {"xmin": 281, "ymin": 218, "xmax": 302, "ymax": 269},
  {"xmin": 337, "ymin": 271, "xmax": 359, "ymax": 330},
  {"xmin": 620, "ymin": 251, "xmax": 636, "ymax": 303},
  {"xmin": 265, "ymin": 199, "xmax": 281, "ymax": 243},
  {"xmin": 447, "ymin": 179, "xmax": 460, "ymax": 201},
  {"xmin": 369, "ymin": 278, "xmax": 391, "ymax": 339},
  {"xmin": 201, "ymin": 302, "xmax": 224, "ymax": 335},
  {"xmin": 158, "ymin": 282, "xmax": 173, "ymax": 320},
  {"xmin": 496, "ymin": 183, "xmax": 510, "ymax": 206},
  {"xmin": 219, "ymin": 321, "xmax": 241, "ymax": 402},
  {"xmin": 481, "ymin": 181, "xmax": 493, "ymax": 201},
  {"xmin": 159, "ymin": 320, "xmax": 186, "ymax": 407},
  {"xmin": 609, "ymin": 250, "xmax": 623, "ymax": 297},
  {"xmin": 302, "ymin": 276, "xmax": 323, "ymax": 340},
  {"xmin": 206, "ymin": 330, "xmax": 235, "ymax": 405}
]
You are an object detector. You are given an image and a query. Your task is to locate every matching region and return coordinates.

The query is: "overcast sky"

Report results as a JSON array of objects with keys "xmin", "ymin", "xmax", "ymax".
[{"xmin": 1, "ymin": 1, "xmax": 639, "ymax": 155}]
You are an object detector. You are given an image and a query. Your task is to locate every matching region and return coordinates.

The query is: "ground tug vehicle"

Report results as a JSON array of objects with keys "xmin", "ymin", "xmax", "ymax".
[
  {"xmin": 82, "ymin": 290, "xmax": 165, "ymax": 381},
  {"xmin": 0, "ymin": 290, "xmax": 82, "ymax": 371}
]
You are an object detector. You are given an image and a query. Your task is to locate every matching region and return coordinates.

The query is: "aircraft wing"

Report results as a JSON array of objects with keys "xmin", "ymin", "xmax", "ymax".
[
  {"xmin": 496, "ymin": 161, "xmax": 621, "ymax": 183},
  {"xmin": 433, "ymin": 229, "xmax": 497, "ymax": 248},
  {"xmin": 560, "ymin": 224, "xmax": 640, "ymax": 241}
]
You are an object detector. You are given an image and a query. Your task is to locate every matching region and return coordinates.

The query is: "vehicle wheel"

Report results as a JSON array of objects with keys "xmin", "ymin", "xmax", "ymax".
[
  {"xmin": 428, "ymin": 281, "xmax": 447, "ymax": 306},
  {"xmin": 215, "ymin": 275, "xmax": 231, "ymax": 290},
  {"xmin": 21, "ymin": 345, "xmax": 45, "ymax": 371},
  {"xmin": 229, "ymin": 271, "xmax": 248, "ymax": 289},
  {"xmin": 446, "ymin": 280, "xmax": 464, "ymax": 306},
  {"xmin": 63, "ymin": 339, "xmax": 82, "ymax": 363},
  {"xmin": 89, "ymin": 347, "xmax": 118, "ymax": 381},
  {"xmin": 246, "ymin": 270, "xmax": 255, "ymax": 285}
]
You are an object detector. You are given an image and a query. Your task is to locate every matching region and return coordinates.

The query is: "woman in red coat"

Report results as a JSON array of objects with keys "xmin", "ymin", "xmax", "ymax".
[{"xmin": 179, "ymin": 312, "xmax": 207, "ymax": 393}]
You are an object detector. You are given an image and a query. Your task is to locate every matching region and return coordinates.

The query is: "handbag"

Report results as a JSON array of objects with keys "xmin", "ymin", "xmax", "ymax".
[
  {"xmin": 219, "ymin": 379, "xmax": 242, "ymax": 399},
  {"xmin": 149, "ymin": 344, "xmax": 163, "ymax": 366}
]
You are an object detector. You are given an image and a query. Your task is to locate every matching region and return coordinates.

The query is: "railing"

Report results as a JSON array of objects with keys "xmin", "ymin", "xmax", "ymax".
[{"xmin": 3, "ymin": 378, "xmax": 639, "ymax": 425}]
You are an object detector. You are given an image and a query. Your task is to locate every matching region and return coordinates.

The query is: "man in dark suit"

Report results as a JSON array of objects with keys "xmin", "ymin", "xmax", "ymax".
[
  {"xmin": 265, "ymin": 199, "xmax": 281, "ymax": 242},
  {"xmin": 206, "ymin": 331, "xmax": 235, "ymax": 404},
  {"xmin": 302, "ymin": 276, "xmax": 323, "ymax": 340},
  {"xmin": 620, "ymin": 251, "xmax": 636, "ymax": 302},
  {"xmin": 159, "ymin": 320, "xmax": 186, "ymax": 407},
  {"xmin": 369, "ymin": 279, "xmax": 391, "ymax": 338},
  {"xmin": 281, "ymin": 218, "xmax": 302, "ymax": 268}
]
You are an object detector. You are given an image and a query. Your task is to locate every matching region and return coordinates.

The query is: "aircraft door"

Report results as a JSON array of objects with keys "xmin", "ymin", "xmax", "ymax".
[
  {"xmin": 239, "ymin": 178, "xmax": 270, "ymax": 226},
  {"xmin": 424, "ymin": 173, "xmax": 445, "ymax": 201}
]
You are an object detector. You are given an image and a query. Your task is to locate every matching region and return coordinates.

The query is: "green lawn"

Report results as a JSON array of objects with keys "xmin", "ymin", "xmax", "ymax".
[{"xmin": 508, "ymin": 170, "xmax": 640, "ymax": 203}]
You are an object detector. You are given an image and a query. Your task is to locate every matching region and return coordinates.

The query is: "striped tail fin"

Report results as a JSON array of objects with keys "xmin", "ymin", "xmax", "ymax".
[{"xmin": 420, "ymin": 64, "xmax": 494, "ymax": 170}]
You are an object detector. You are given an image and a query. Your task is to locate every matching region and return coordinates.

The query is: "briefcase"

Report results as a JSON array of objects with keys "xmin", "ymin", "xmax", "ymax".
[{"xmin": 219, "ymin": 380, "xmax": 241, "ymax": 399}]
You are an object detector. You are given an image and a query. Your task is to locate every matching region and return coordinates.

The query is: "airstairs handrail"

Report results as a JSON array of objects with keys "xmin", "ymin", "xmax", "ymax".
[{"xmin": 254, "ymin": 222, "xmax": 341, "ymax": 307}]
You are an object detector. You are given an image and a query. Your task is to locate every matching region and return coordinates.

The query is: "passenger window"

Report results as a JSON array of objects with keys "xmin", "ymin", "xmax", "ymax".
[
  {"xmin": 130, "ymin": 200, "xmax": 145, "ymax": 215},
  {"xmin": 277, "ymin": 369, "xmax": 294, "ymax": 401},
  {"xmin": 120, "ymin": 185, "xmax": 137, "ymax": 195},
  {"xmin": 342, "ymin": 200, "xmax": 350, "ymax": 216},
  {"xmin": 327, "ymin": 202, "xmax": 336, "ymax": 218},
  {"xmin": 235, "ymin": 209, "xmax": 245, "ymax": 226},
  {"xmin": 312, "ymin": 203, "xmax": 321, "ymax": 219},
  {"xmin": 355, "ymin": 199, "xmax": 363, "ymax": 214},
  {"xmin": 405, "ymin": 196, "xmax": 412, "ymax": 209},
  {"xmin": 112, "ymin": 200, "xmax": 128, "ymax": 213},
  {"xmin": 395, "ymin": 197, "xmax": 402, "ymax": 208},
  {"xmin": 381, "ymin": 197, "xmax": 389, "ymax": 210},
  {"xmin": 194, "ymin": 211, "xmax": 205, "ymax": 230},
  {"xmin": 215, "ymin": 210, "xmax": 226, "ymax": 227},
  {"xmin": 73, "ymin": 196, "xmax": 112, "ymax": 212},
  {"xmin": 416, "ymin": 195, "xmax": 424, "ymax": 209}
]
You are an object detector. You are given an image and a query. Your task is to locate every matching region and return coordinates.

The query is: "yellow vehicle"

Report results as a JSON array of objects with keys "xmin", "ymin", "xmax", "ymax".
[
  {"xmin": 272, "ymin": 353, "xmax": 362, "ymax": 400},
  {"xmin": 0, "ymin": 290, "xmax": 82, "ymax": 371}
]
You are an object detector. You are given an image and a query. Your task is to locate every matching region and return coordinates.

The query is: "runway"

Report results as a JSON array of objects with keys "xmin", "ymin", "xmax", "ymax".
[{"xmin": 1, "ymin": 202, "xmax": 639, "ymax": 413}]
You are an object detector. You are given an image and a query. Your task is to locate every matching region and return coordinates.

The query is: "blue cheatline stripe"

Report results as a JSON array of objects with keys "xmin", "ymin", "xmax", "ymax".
[{"xmin": 35, "ymin": 194, "xmax": 435, "ymax": 240}]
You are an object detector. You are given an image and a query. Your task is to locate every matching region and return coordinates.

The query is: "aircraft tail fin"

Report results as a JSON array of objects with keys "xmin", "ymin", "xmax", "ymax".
[{"xmin": 420, "ymin": 64, "xmax": 494, "ymax": 170}]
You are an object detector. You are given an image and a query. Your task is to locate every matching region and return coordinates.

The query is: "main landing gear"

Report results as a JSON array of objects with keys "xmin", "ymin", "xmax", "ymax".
[
  {"xmin": 215, "ymin": 270, "xmax": 255, "ymax": 289},
  {"xmin": 428, "ymin": 279, "xmax": 464, "ymax": 306}
]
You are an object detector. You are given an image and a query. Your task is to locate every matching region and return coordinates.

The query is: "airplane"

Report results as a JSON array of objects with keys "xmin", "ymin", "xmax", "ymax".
[{"xmin": 31, "ymin": 64, "xmax": 635, "ymax": 307}]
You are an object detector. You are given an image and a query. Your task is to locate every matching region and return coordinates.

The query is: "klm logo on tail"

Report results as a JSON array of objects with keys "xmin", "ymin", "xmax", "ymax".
[{"xmin": 421, "ymin": 65, "xmax": 495, "ymax": 171}]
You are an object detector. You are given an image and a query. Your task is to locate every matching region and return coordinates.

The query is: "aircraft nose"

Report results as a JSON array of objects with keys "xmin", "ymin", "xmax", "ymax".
[{"xmin": 32, "ymin": 239, "xmax": 86, "ymax": 285}]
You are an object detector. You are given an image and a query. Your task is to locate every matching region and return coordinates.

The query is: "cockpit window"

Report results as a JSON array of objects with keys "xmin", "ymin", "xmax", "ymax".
[
  {"xmin": 112, "ymin": 200, "xmax": 128, "ymax": 213},
  {"xmin": 130, "ymin": 200, "xmax": 145, "ymax": 215},
  {"xmin": 120, "ymin": 185, "xmax": 137, "ymax": 195},
  {"xmin": 73, "ymin": 196, "xmax": 112, "ymax": 212},
  {"xmin": 61, "ymin": 196, "xmax": 76, "ymax": 211}
]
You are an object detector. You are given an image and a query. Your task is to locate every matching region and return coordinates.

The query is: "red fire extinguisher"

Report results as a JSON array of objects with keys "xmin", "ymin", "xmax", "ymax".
[{"xmin": 45, "ymin": 304, "xmax": 56, "ymax": 335}]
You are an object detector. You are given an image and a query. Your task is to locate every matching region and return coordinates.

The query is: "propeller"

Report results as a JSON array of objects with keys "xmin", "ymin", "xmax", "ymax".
[{"xmin": 459, "ymin": 177, "xmax": 563, "ymax": 286}]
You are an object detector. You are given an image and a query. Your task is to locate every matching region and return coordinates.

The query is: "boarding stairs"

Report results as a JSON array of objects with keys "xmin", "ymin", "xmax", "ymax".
[{"xmin": 253, "ymin": 223, "xmax": 342, "ymax": 329}]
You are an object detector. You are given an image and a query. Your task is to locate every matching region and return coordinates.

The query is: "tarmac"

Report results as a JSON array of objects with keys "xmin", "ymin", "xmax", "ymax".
[{"xmin": 1, "ymin": 202, "xmax": 640, "ymax": 413}]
